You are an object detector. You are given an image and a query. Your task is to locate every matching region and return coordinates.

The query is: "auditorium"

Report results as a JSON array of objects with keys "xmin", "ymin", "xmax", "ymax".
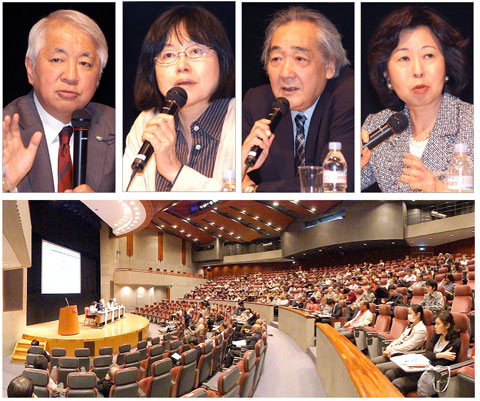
[{"xmin": 3, "ymin": 200, "xmax": 474, "ymax": 397}]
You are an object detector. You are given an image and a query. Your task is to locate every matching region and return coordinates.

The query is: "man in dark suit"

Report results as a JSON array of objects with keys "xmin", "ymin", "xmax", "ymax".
[
  {"xmin": 242, "ymin": 6, "xmax": 353, "ymax": 192},
  {"xmin": 3, "ymin": 9, "xmax": 115, "ymax": 192},
  {"xmin": 224, "ymin": 324, "xmax": 262, "ymax": 368}
]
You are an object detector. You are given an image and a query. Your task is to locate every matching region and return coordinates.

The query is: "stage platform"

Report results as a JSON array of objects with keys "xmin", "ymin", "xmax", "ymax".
[{"xmin": 21, "ymin": 313, "xmax": 149, "ymax": 358}]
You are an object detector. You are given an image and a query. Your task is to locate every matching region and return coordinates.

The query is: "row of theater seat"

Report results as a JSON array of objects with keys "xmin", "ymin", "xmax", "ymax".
[{"xmin": 23, "ymin": 321, "xmax": 268, "ymax": 397}]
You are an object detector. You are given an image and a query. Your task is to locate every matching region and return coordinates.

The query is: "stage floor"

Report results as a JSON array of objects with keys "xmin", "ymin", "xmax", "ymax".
[{"xmin": 22, "ymin": 313, "xmax": 149, "ymax": 357}]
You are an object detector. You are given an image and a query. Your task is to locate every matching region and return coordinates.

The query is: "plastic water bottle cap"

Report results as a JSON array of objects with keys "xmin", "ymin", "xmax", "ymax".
[
  {"xmin": 454, "ymin": 143, "xmax": 467, "ymax": 153},
  {"xmin": 329, "ymin": 142, "xmax": 342, "ymax": 151}
]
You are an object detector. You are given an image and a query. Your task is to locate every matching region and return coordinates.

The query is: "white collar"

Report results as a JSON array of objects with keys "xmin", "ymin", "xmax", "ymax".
[{"xmin": 33, "ymin": 92, "xmax": 71, "ymax": 145}]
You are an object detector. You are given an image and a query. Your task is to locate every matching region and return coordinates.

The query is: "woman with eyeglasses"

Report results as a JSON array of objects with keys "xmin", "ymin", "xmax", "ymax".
[{"xmin": 123, "ymin": 5, "xmax": 235, "ymax": 191}]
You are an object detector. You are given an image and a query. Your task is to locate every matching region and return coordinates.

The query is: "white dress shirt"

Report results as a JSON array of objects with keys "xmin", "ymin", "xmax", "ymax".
[{"xmin": 33, "ymin": 93, "xmax": 73, "ymax": 192}]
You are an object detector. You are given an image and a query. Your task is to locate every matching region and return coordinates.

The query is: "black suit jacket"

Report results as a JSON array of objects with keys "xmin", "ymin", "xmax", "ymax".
[
  {"xmin": 3, "ymin": 91, "xmax": 115, "ymax": 192},
  {"xmin": 242, "ymin": 67, "xmax": 354, "ymax": 192},
  {"xmin": 246, "ymin": 332, "xmax": 262, "ymax": 350}
]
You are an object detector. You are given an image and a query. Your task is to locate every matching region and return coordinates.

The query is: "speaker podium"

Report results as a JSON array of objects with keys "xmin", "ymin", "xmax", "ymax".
[{"xmin": 58, "ymin": 305, "xmax": 80, "ymax": 335}]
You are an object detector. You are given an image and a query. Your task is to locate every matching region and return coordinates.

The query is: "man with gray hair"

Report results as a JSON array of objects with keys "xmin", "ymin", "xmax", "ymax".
[
  {"xmin": 242, "ymin": 6, "xmax": 354, "ymax": 192},
  {"xmin": 3, "ymin": 9, "xmax": 115, "ymax": 192}
]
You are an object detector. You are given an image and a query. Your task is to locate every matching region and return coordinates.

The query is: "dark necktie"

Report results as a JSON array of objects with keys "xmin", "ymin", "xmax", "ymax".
[
  {"xmin": 58, "ymin": 126, "xmax": 73, "ymax": 192},
  {"xmin": 295, "ymin": 113, "xmax": 307, "ymax": 170}
]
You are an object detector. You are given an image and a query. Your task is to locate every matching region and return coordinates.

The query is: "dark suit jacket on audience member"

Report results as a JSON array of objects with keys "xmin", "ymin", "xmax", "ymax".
[
  {"xmin": 242, "ymin": 67, "xmax": 354, "ymax": 192},
  {"xmin": 246, "ymin": 332, "xmax": 262, "ymax": 350},
  {"xmin": 3, "ymin": 91, "xmax": 115, "ymax": 192},
  {"xmin": 96, "ymin": 378, "xmax": 114, "ymax": 398}
]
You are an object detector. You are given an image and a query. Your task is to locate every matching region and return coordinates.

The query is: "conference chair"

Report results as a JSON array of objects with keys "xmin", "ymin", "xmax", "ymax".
[
  {"xmin": 466, "ymin": 271, "xmax": 475, "ymax": 291},
  {"xmin": 49, "ymin": 348, "xmax": 67, "ymax": 373},
  {"xmin": 164, "ymin": 339, "xmax": 183, "ymax": 360},
  {"xmin": 171, "ymin": 349, "xmax": 199, "ymax": 397},
  {"xmin": 56, "ymin": 357, "xmax": 80, "ymax": 387},
  {"xmin": 123, "ymin": 351, "xmax": 146, "ymax": 379},
  {"xmin": 84, "ymin": 307, "xmax": 96, "ymax": 326},
  {"xmin": 27, "ymin": 345, "xmax": 44, "ymax": 355},
  {"xmin": 451, "ymin": 285, "xmax": 473, "ymax": 314},
  {"xmin": 74, "ymin": 348, "xmax": 91, "ymax": 372},
  {"xmin": 238, "ymin": 350, "xmax": 256, "ymax": 397},
  {"xmin": 91, "ymin": 355, "xmax": 113, "ymax": 380},
  {"xmin": 99, "ymin": 346, "xmax": 113, "ymax": 355},
  {"xmin": 22, "ymin": 368, "xmax": 51, "ymax": 397},
  {"xmin": 364, "ymin": 304, "xmax": 392, "ymax": 359},
  {"xmin": 211, "ymin": 334, "xmax": 224, "ymax": 375},
  {"xmin": 422, "ymin": 309, "xmax": 435, "ymax": 348},
  {"xmin": 116, "ymin": 343, "xmax": 131, "ymax": 365},
  {"xmin": 138, "ymin": 358, "xmax": 173, "ymax": 397},
  {"xmin": 141, "ymin": 343, "xmax": 167, "ymax": 377},
  {"xmin": 406, "ymin": 314, "xmax": 472, "ymax": 398},
  {"xmin": 260, "ymin": 333, "xmax": 268, "ymax": 375},
  {"xmin": 136, "ymin": 340, "xmax": 148, "ymax": 361},
  {"xmin": 65, "ymin": 372, "xmax": 98, "ymax": 397},
  {"xmin": 205, "ymin": 365, "xmax": 241, "ymax": 397},
  {"xmin": 252, "ymin": 339, "xmax": 265, "ymax": 392},
  {"xmin": 410, "ymin": 286, "xmax": 425, "ymax": 305},
  {"xmin": 181, "ymin": 388, "xmax": 209, "ymax": 397},
  {"xmin": 376, "ymin": 306, "xmax": 409, "ymax": 350},
  {"xmin": 110, "ymin": 367, "xmax": 139, "ymax": 397},
  {"xmin": 197, "ymin": 340, "xmax": 214, "ymax": 385},
  {"xmin": 25, "ymin": 353, "xmax": 39, "ymax": 369}
]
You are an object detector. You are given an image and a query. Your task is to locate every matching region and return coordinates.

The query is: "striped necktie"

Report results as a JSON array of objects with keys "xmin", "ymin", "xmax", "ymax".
[
  {"xmin": 294, "ymin": 113, "xmax": 306, "ymax": 170},
  {"xmin": 58, "ymin": 126, "xmax": 73, "ymax": 192}
]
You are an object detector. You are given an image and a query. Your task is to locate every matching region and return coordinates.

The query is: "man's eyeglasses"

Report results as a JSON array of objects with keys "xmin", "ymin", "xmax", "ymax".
[{"xmin": 154, "ymin": 44, "xmax": 213, "ymax": 65}]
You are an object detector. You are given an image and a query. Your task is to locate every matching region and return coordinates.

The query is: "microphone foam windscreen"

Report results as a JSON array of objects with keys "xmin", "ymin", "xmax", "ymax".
[
  {"xmin": 71, "ymin": 109, "xmax": 92, "ymax": 129},
  {"xmin": 387, "ymin": 112, "xmax": 408, "ymax": 134},
  {"xmin": 166, "ymin": 87, "xmax": 188, "ymax": 108},
  {"xmin": 272, "ymin": 97, "xmax": 290, "ymax": 115}
]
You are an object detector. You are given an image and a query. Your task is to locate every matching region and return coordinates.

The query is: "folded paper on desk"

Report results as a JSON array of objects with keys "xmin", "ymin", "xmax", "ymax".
[
  {"xmin": 391, "ymin": 354, "xmax": 431, "ymax": 372},
  {"xmin": 232, "ymin": 340, "xmax": 246, "ymax": 347}
]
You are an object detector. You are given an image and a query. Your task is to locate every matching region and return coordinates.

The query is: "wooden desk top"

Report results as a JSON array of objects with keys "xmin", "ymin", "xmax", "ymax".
[
  {"xmin": 316, "ymin": 323, "xmax": 404, "ymax": 398},
  {"xmin": 279, "ymin": 305, "xmax": 316, "ymax": 319}
]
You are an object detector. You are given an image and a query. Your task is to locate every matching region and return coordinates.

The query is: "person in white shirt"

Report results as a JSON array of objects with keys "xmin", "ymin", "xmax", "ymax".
[
  {"xmin": 336, "ymin": 301, "xmax": 374, "ymax": 339},
  {"xmin": 372, "ymin": 304, "xmax": 427, "ymax": 381}
]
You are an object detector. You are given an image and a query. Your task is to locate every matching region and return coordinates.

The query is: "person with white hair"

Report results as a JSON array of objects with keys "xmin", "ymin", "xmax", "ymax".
[{"xmin": 3, "ymin": 8, "xmax": 115, "ymax": 192}]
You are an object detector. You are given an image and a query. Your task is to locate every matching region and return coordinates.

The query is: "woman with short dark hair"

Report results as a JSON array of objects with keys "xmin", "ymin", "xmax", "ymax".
[
  {"xmin": 124, "ymin": 5, "xmax": 235, "ymax": 191},
  {"xmin": 361, "ymin": 6, "xmax": 472, "ymax": 192}
]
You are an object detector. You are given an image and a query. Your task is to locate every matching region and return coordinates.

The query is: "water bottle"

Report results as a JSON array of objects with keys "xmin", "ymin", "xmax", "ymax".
[
  {"xmin": 447, "ymin": 144, "xmax": 473, "ymax": 192},
  {"xmin": 222, "ymin": 170, "xmax": 236, "ymax": 192},
  {"xmin": 323, "ymin": 142, "xmax": 347, "ymax": 192}
]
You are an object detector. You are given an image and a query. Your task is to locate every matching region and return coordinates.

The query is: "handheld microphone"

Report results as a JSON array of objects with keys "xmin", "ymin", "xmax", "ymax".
[
  {"xmin": 244, "ymin": 97, "xmax": 290, "ymax": 173},
  {"xmin": 131, "ymin": 87, "xmax": 188, "ymax": 173},
  {"xmin": 72, "ymin": 109, "xmax": 91, "ymax": 188},
  {"xmin": 362, "ymin": 112, "xmax": 408, "ymax": 150}
]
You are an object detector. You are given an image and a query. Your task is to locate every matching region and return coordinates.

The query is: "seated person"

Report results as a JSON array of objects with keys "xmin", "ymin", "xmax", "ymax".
[
  {"xmin": 371, "ymin": 305, "xmax": 427, "ymax": 382},
  {"xmin": 29, "ymin": 339, "xmax": 50, "ymax": 362},
  {"xmin": 97, "ymin": 299, "xmax": 106, "ymax": 311},
  {"xmin": 346, "ymin": 286, "xmax": 375, "ymax": 319},
  {"xmin": 306, "ymin": 297, "xmax": 319, "ymax": 312},
  {"xmin": 88, "ymin": 302, "xmax": 98, "ymax": 314},
  {"xmin": 392, "ymin": 311, "xmax": 461, "ymax": 396},
  {"xmin": 224, "ymin": 324, "xmax": 262, "ymax": 368},
  {"xmin": 383, "ymin": 285, "xmax": 405, "ymax": 315},
  {"xmin": 7, "ymin": 376, "xmax": 34, "ymax": 398},
  {"xmin": 420, "ymin": 279, "xmax": 445, "ymax": 319},
  {"xmin": 33, "ymin": 355, "xmax": 60, "ymax": 395},
  {"xmin": 336, "ymin": 301, "xmax": 373, "ymax": 339},
  {"xmin": 439, "ymin": 273, "xmax": 456, "ymax": 301},
  {"xmin": 96, "ymin": 364, "xmax": 120, "ymax": 398}
]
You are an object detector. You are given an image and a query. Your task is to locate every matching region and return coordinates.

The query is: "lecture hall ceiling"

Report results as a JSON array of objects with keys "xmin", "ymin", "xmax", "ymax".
[{"xmin": 148, "ymin": 200, "xmax": 340, "ymax": 245}]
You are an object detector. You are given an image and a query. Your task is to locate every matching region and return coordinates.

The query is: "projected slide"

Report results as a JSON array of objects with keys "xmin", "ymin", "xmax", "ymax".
[{"xmin": 42, "ymin": 240, "xmax": 81, "ymax": 294}]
